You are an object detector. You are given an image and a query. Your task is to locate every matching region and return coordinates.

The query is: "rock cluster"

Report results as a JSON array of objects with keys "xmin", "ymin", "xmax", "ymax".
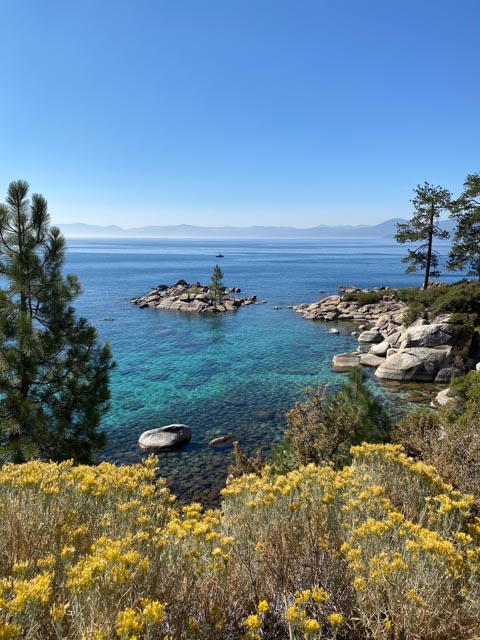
[
  {"xmin": 294, "ymin": 286, "xmax": 478, "ymax": 383},
  {"xmin": 131, "ymin": 280, "xmax": 257, "ymax": 313},
  {"xmin": 336, "ymin": 313, "xmax": 476, "ymax": 383},
  {"xmin": 293, "ymin": 293, "xmax": 407, "ymax": 324}
]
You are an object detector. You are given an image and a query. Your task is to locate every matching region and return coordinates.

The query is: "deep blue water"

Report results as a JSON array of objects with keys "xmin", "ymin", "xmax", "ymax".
[{"xmin": 65, "ymin": 238, "xmax": 453, "ymax": 504}]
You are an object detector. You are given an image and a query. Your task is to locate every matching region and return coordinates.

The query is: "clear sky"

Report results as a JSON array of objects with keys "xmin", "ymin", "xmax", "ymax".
[{"xmin": 1, "ymin": 0, "xmax": 479, "ymax": 228}]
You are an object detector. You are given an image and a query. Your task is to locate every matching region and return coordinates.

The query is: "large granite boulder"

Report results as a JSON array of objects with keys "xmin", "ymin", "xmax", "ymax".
[
  {"xmin": 360, "ymin": 353, "xmax": 385, "ymax": 367},
  {"xmin": 402, "ymin": 323, "xmax": 455, "ymax": 348},
  {"xmin": 358, "ymin": 330, "xmax": 383, "ymax": 344},
  {"xmin": 370, "ymin": 340, "xmax": 390, "ymax": 356},
  {"xmin": 375, "ymin": 346, "xmax": 452, "ymax": 382},
  {"xmin": 138, "ymin": 424, "xmax": 192, "ymax": 449}
]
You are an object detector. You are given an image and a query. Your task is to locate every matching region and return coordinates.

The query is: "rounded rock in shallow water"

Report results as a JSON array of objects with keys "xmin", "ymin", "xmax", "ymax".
[
  {"xmin": 138, "ymin": 424, "xmax": 192, "ymax": 450},
  {"xmin": 209, "ymin": 434, "xmax": 235, "ymax": 446}
]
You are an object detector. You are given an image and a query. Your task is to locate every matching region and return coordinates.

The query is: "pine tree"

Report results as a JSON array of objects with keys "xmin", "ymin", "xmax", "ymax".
[
  {"xmin": 395, "ymin": 182, "xmax": 451, "ymax": 289},
  {"xmin": 329, "ymin": 366, "xmax": 391, "ymax": 446},
  {"xmin": 0, "ymin": 180, "xmax": 114, "ymax": 464},
  {"xmin": 208, "ymin": 264, "xmax": 225, "ymax": 302},
  {"xmin": 447, "ymin": 172, "xmax": 480, "ymax": 280}
]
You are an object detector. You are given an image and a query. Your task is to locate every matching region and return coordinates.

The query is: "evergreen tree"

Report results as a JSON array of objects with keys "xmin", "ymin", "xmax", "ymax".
[
  {"xmin": 208, "ymin": 264, "xmax": 225, "ymax": 301},
  {"xmin": 447, "ymin": 172, "xmax": 480, "ymax": 280},
  {"xmin": 395, "ymin": 182, "xmax": 451, "ymax": 289},
  {"xmin": 329, "ymin": 366, "xmax": 391, "ymax": 446},
  {"xmin": 0, "ymin": 180, "xmax": 114, "ymax": 464}
]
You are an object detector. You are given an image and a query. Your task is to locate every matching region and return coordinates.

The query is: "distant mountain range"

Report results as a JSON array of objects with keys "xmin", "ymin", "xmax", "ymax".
[{"xmin": 56, "ymin": 218, "xmax": 456, "ymax": 239}]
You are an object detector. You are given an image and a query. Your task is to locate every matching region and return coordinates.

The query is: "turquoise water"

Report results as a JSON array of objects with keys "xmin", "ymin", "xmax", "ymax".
[{"xmin": 65, "ymin": 238, "xmax": 452, "ymax": 504}]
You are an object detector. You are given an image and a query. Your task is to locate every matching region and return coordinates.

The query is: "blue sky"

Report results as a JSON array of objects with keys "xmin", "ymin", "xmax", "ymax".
[{"xmin": 1, "ymin": 0, "xmax": 479, "ymax": 227}]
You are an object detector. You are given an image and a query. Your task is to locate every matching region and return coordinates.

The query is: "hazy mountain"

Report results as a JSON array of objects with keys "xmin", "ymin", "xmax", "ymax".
[{"xmin": 56, "ymin": 218, "xmax": 455, "ymax": 239}]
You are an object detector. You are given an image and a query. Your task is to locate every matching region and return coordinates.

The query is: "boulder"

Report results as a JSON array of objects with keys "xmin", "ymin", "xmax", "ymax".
[
  {"xmin": 138, "ymin": 424, "xmax": 191, "ymax": 449},
  {"xmin": 360, "ymin": 353, "xmax": 385, "ymax": 367},
  {"xmin": 432, "ymin": 313, "xmax": 452, "ymax": 325},
  {"xmin": 403, "ymin": 323, "xmax": 455, "ymax": 348},
  {"xmin": 386, "ymin": 331, "xmax": 402, "ymax": 346},
  {"xmin": 434, "ymin": 367, "xmax": 466, "ymax": 384},
  {"xmin": 370, "ymin": 340, "xmax": 389, "ymax": 356},
  {"xmin": 358, "ymin": 330, "xmax": 383, "ymax": 344},
  {"xmin": 328, "ymin": 328, "xmax": 340, "ymax": 334},
  {"xmin": 431, "ymin": 387, "xmax": 458, "ymax": 408},
  {"xmin": 332, "ymin": 353, "xmax": 361, "ymax": 370},
  {"xmin": 375, "ymin": 346, "xmax": 452, "ymax": 382}
]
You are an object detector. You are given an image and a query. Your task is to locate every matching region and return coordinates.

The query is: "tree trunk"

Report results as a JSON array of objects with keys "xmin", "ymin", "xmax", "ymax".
[{"xmin": 423, "ymin": 204, "xmax": 435, "ymax": 290}]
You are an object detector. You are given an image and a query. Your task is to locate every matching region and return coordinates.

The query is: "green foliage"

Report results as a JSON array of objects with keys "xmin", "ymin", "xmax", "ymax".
[
  {"xmin": 342, "ymin": 289, "xmax": 396, "ymax": 305},
  {"xmin": 281, "ymin": 367, "xmax": 391, "ymax": 471},
  {"xmin": 396, "ymin": 281, "xmax": 480, "ymax": 324},
  {"xmin": 0, "ymin": 180, "xmax": 114, "ymax": 464},
  {"xmin": 402, "ymin": 301, "xmax": 427, "ymax": 326},
  {"xmin": 208, "ymin": 264, "xmax": 225, "ymax": 301},
  {"xmin": 395, "ymin": 182, "xmax": 451, "ymax": 289},
  {"xmin": 447, "ymin": 172, "xmax": 480, "ymax": 279}
]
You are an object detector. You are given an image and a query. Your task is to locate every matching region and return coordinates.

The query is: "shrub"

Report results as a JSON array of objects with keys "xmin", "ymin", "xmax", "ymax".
[
  {"xmin": 282, "ymin": 368, "xmax": 391, "ymax": 471},
  {"xmin": 393, "ymin": 370, "xmax": 480, "ymax": 507},
  {"xmin": 397, "ymin": 281, "xmax": 480, "ymax": 324},
  {"xmin": 0, "ymin": 446, "xmax": 479, "ymax": 639}
]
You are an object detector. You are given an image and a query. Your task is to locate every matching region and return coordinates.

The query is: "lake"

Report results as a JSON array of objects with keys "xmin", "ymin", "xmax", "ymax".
[{"xmin": 65, "ymin": 238, "xmax": 453, "ymax": 504}]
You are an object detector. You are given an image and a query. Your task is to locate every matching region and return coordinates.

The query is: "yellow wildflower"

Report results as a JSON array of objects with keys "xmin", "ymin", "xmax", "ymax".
[
  {"xmin": 258, "ymin": 600, "xmax": 269, "ymax": 614},
  {"xmin": 116, "ymin": 608, "xmax": 144, "ymax": 637},
  {"xmin": 244, "ymin": 614, "xmax": 261, "ymax": 630},
  {"xmin": 142, "ymin": 599, "xmax": 165, "ymax": 624},
  {"xmin": 328, "ymin": 613, "xmax": 343, "ymax": 627},
  {"xmin": 304, "ymin": 618, "xmax": 320, "ymax": 632}
]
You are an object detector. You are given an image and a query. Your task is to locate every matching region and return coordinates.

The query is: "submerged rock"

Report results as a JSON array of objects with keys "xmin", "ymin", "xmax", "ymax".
[
  {"xmin": 332, "ymin": 353, "xmax": 361, "ymax": 370},
  {"xmin": 209, "ymin": 435, "xmax": 235, "ymax": 446}
]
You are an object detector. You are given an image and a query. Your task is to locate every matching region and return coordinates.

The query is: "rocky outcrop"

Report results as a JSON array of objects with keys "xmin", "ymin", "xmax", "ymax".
[
  {"xmin": 293, "ymin": 289, "xmax": 407, "ymax": 325},
  {"xmin": 374, "ymin": 347, "xmax": 452, "ymax": 382},
  {"xmin": 295, "ymin": 287, "xmax": 480, "ymax": 384},
  {"xmin": 131, "ymin": 282, "xmax": 257, "ymax": 314},
  {"xmin": 338, "ymin": 312, "xmax": 478, "ymax": 383},
  {"xmin": 138, "ymin": 424, "xmax": 192, "ymax": 449}
]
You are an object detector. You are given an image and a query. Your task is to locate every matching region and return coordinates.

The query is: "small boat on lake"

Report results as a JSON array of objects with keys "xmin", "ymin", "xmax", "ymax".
[{"xmin": 216, "ymin": 254, "xmax": 224, "ymax": 258}]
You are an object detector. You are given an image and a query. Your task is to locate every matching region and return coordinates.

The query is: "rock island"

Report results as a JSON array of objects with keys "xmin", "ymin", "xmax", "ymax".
[{"xmin": 130, "ymin": 279, "xmax": 257, "ymax": 313}]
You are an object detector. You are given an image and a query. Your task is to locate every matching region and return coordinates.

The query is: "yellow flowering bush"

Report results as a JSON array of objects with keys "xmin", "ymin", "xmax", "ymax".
[{"xmin": 0, "ymin": 446, "xmax": 479, "ymax": 639}]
